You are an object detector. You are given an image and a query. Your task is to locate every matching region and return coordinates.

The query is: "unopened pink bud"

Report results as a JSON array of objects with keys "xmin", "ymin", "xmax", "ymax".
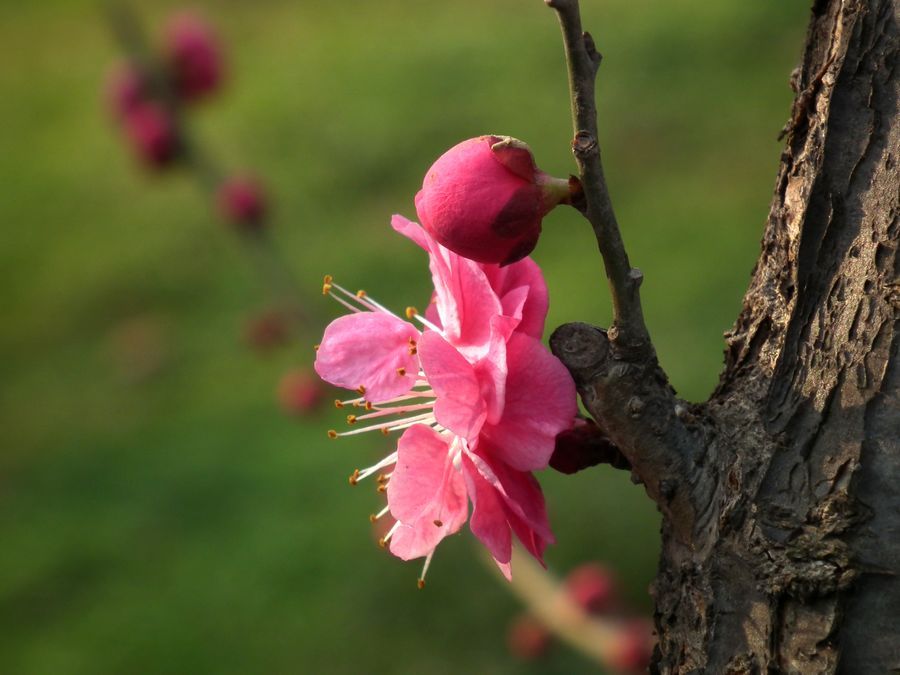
[
  {"xmin": 414, "ymin": 135, "xmax": 570, "ymax": 265},
  {"xmin": 123, "ymin": 103, "xmax": 179, "ymax": 168},
  {"xmin": 278, "ymin": 369, "xmax": 323, "ymax": 416},
  {"xmin": 217, "ymin": 176, "xmax": 267, "ymax": 232},
  {"xmin": 105, "ymin": 62, "xmax": 148, "ymax": 119},
  {"xmin": 564, "ymin": 563, "xmax": 618, "ymax": 614},
  {"xmin": 165, "ymin": 12, "xmax": 223, "ymax": 102},
  {"xmin": 506, "ymin": 614, "xmax": 551, "ymax": 660}
]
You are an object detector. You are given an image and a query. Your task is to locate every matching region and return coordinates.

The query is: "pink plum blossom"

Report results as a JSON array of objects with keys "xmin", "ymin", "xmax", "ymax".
[
  {"xmin": 414, "ymin": 135, "xmax": 572, "ymax": 266},
  {"xmin": 314, "ymin": 217, "xmax": 576, "ymax": 584}
]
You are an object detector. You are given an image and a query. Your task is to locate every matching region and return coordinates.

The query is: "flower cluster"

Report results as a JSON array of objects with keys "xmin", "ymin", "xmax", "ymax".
[{"xmin": 315, "ymin": 215, "xmax": 576, "ymax": 584}]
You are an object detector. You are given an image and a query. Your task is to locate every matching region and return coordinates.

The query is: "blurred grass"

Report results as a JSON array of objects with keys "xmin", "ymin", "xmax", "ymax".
[{"xmin": 0, "ymin": 1, "xmax": 807, "ymax": 673}]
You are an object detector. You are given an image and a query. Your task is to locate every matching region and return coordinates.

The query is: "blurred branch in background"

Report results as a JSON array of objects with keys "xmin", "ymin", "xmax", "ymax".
[
  {"xmin": 500, "ymin": 547, "xmax": 653, "ymax": 671},
  {"xmin": 103, "ymin": 1, "xmax": 309, "ymax": 355}
]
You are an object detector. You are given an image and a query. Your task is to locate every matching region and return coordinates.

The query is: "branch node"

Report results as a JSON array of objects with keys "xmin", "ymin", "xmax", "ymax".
[
  {"xmin": 572, "ymin": 131, "xmax": 598, "ymax": 159},
  {"xmin": 627, "ymin": 396, "xmax": 645, "ymax": 418},
  {"xmin": 582, "ymin": 31, "xmax": 602, "ymax": 67},
  {"xmin": 628, "ymin": 268, "xmax": 644, "ymax": 287}
]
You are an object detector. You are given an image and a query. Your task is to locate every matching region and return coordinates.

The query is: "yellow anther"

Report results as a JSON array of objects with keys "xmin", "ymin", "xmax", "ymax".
[
  {"xmin": 408, "ymin": 338, "xmax": 418, "ymax": 355},
  {"xmin": 334, "ymin": 399, "xmax": 344, "ymax": 408},
  {"xmin": 348, "ymin": 469, "xmax": 360, "ymax": 485},
  {"xmin": 377, "ymin": 537, "xmax": 387, "ymax": 549},
  {"xmin": 356, "ymin": 290, "xmax": 367, "ymax": 298},
  {"xmin": 369, "ymin": 513, "xmax": 378, "ymax": 523},
  {"xmin": 357, "ymin": 385, "xmax": 366, "ymax": 395},
  {"xmin": 417, "ymin": 579, "xmax": 426, "ymax": 590},
  {"xmin": 380, "ymin": 428, "xmax": 390, "ymax": 436},
  {"xmin": 313, "ymin": 344, "xmax": 320, "ymax": 351},
  {"xmin": 327, "ymin": 430, "xmax": 338, "ymax": 439},
  {"xmin": 346, "ymin": 414, "xmax": 357, "ymax": 424},
  {"xmin": 376, "ymin": 474, "xmax": 388, "ymax": 484},
  {"xmin": 323, "ymin": 274, "xmax": 333, "ymax": 284},
  {"xmin": 405, "ymin": 306, "xmax": 418, "ymax": 319},
  {"xmin": 377, "ymin": 484, "xmax": 387, "ymax": 493},
  {"xmin": 365, "ymin": 401, "xmax": 373, "ymax": 410},
  {"xmin": 397, "ymin": 367, "xmax": 406, "ymax": 376}
]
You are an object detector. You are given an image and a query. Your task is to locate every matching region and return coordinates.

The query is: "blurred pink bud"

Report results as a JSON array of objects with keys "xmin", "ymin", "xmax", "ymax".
[
  {"xmin": 278, "ymin": 369, "xmax": 323, "ymax": 416},
  {"xmin": 217, "ymin": 176, "xmax": 267, "ymax": 232},
  {"xmin": 165, "ymin": 12, "xmax": 223, "ymax": 101},
  {"xmin": 243, "ymin": 309, "xmax": 289, "ymax": 353},
  {"xmin": 609, "ymin": 619, "xmax": 654, "ymax": 673},
  {"xmin": 564, "ymin": 563, "xmax": 618, "ymax": 614},
  {"xmin": 123, "ymin": 103, "xmax": 179, "ymax": 168},
  {"xmin": 106, "ymin": 62, "xmax": 148, "ymax": 119},
  {"xmin": 414, "ymin": 135, "xmax": 571, "ymax": 265},
  {"xmin": 506, "ymin": 614, "xmax": 551, "ymax": 660}
]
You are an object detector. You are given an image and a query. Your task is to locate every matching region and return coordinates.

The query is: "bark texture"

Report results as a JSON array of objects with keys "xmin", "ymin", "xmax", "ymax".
[{"xmin": 552, "ymin": 0, "xmax": 899, "ymax": 671}]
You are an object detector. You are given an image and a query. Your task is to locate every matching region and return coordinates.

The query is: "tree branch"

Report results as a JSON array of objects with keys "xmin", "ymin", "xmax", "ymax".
[
  {"xmin": 545, "ymin": 0, "xmax": 647, "ymax": 351},
  {"xmin": 545, "ymin": 1, "xmax": 713, "ymax": 535}
]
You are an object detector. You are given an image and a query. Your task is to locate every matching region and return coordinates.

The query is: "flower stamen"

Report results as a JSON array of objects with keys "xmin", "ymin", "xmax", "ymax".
[
  {"xmin": 417, "ymin": 550, "xmax": 434, "ymax": 589},
  {"xmin": 369, "ymin": 505, "xmax": 390, "ymax": 523}
]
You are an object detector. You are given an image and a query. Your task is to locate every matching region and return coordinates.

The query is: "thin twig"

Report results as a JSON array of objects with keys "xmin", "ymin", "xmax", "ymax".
[
  {"xmin": 545, "ymin": 0, "xmax": 649, "ymax": 353},
  {"xmin": 104, "ymin": 2, "xmax": 309, "ymax": 328},
  {"xmin": 546, "ymin": 1, "xmax": 709, "ymax": 538},
  {"xmin": 489, "ymin": 547, "xmax": 648, "ymax": 668}
]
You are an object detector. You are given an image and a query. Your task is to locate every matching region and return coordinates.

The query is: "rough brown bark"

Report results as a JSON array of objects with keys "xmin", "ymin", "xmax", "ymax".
[{"xmin": 551, "ymin": 0, "xmax": 899, "ymax": 671}]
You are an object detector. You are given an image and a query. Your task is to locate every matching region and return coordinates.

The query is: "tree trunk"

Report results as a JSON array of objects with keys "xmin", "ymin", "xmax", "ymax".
[{"xmin": 553, "ymin": 0, "xmax": 898, "ymax": 671}]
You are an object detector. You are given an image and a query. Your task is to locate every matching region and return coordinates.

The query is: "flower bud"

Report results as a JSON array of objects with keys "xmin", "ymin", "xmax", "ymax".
[
  {"xmin": 105, "ymin": 61, "xmax": 148, "ymax": 119},
  {"xmin": 165, "ymin": 12, "xmax": 223, "ymax": 102},
  {"xmin": 123, "ymin": 103, "xmax": 179, "ymax": 168},
  {"xmin": 278, "ymin": 369, "xmax": 323, "ymax": 416},
  {"xmin": 217, "ymin": 176, "xmax": 267, "ymax": 233},
  {"xmin": 564, "ymin": 563, "xmax": 618, "ymax": 614},
  {"xmin": 609, "ymin": 619, "xmax": 654, "ymax": 672},
  {"xmin": 551, "ymin": 418, "xmax": 631, "ymax": 474},
  {"xmin": 414, "ymin": 135, "xmax": 570, "ymax": 265},
  {"xmin": 243, "ymin": 309, "xmax": 289, "ymax": 353},
  {"xmin": 506, "ymin": 614, "xmax": 551, "ymax": 660}
]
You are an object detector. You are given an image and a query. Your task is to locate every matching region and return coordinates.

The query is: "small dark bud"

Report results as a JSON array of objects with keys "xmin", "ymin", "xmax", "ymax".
[
  {"xmin": 506, "ymin": 614, "xmax": 551, "ymax": 661},
  {"xmin": 123, "ymin": 103, "xmax": 179, "ymax": 168},
  {"xmin": 564, "ymin": 563, "xmax": 618, "ymax": 614},
  {"xmin": 165, "ymin": 12, "xmax": 223, "ymax": 102},
  {"xmin": 278, "ymin": 369, "xmax": 323, "ymax": 416},
  {"xmin": 550, "ymin": 418, "xmax": 631, "ymax": 474},
  {"xmin": 243, "ymin": 309, "xmax": 289, "ymax": 353},
  {"xmin": 217, "ymin": 176, "xmax": 268, "ymax": 233}
]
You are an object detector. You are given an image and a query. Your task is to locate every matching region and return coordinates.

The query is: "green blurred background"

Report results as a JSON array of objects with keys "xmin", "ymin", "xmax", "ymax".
[{"xmin": 0, "ymin": 1, "xmax": 808, "ymax": 673}]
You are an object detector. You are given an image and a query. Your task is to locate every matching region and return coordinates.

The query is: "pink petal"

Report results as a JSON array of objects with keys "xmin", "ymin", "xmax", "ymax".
[
  {"xmin": 387, "ymin": 426, "xmax": 468, "ymax": 560},
  {"xmin": 467, "ymin": 445, "xmax": 554, "ymax": 544},
  {"xmin": 481, "ymin": 257, "xmax": 549, "ymax": 339},
  {"xmin": 418, "ymin": 331, "xmax": 486, "ymax": 440},
  {"xmin": 480, "ymin": 333, "xmax": 577, "ymax": 471},
  {"xmin": 391, "ymin": 214, "xmax": 504, "ymax": 360},
  {"xmin": 391, "ymin": 213, "xmax": 430, "ymax": 251},
  {"xmin": 472, "ymin": 313, "xmax": 518, "ymax": 425},
  {"xmin": 314, "ymin": 312, "xmax": 420, "ymax": 402},
  {"xmin": 434, "ymin": 254, "xmax": 502, "ymax": 360},
  {"xmin": 462, "ymin": 454, "xmax": 512, "ymax": 566}
]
